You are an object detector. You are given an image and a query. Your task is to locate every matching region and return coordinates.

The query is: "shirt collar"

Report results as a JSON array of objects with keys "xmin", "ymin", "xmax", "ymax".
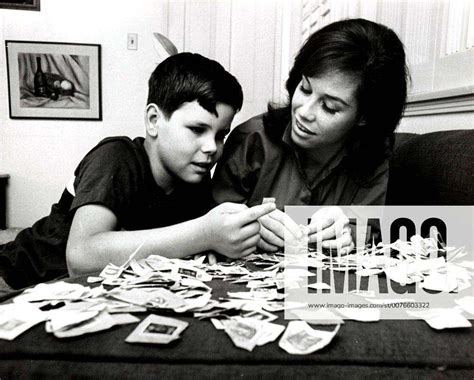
[{"xmin": 281, "ymin": 121, "xmax": 348, "ymax": 188}]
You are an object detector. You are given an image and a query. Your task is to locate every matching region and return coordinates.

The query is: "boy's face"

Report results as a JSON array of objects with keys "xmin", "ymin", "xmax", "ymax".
[{"xmin": 149, "ymin": 100, "xmax": 235, "ymax": 190}]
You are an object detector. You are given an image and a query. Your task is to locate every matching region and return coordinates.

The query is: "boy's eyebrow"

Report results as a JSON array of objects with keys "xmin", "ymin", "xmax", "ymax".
[
  {"xmin": 187, "ymin": 122, "xmax": 231, "ymax": 135},
  {"xmin": 187, "ymin": 121, "xmax": 211, "ymax": 127}
]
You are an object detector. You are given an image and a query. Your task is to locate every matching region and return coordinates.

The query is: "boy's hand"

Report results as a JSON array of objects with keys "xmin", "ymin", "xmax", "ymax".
[
  {"xmin": 308, "ymin": 206, "xmax": 354, "ymax": 254},
  {"xmin": 204, "ymin": 202, "xmax": 276, "ymax": 259},
  {"xmin": 257, "ymin": 209, "xmax": 304, "ymax": 252}
]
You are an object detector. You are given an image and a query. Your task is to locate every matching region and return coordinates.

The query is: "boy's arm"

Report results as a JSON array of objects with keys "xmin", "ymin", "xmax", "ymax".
[{"xmin": 66, "ymin": 202, "xmax": 275, "ymax": 276}]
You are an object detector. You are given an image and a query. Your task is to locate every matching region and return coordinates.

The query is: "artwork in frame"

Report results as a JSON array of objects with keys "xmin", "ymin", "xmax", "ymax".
[
  {"xmin": 0, "ymin": 0, "xmax": 40, "ymax": 11},
  {"xmin": 5, "ymin": 40, "xmax": 102, "ymax": 120}
]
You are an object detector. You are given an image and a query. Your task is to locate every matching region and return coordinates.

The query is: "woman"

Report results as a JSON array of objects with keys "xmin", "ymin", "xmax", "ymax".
[{"xmin": 212, "ymin": 19, "xmax": 409, "ymax": 252}]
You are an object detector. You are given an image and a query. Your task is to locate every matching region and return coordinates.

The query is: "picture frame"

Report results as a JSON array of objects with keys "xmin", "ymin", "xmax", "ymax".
[
  {"xmin": 5, "ymin": 40, "xmax": 102, "ymax": 120},
  {"xmin": 0, "ymin": 0, "xmax": 40, "ymax": 11}
]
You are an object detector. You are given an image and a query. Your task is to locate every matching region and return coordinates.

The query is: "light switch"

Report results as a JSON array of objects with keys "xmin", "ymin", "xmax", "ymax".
[{"xmin": 127, "ymin": 33, "xmax": 138, "ymax": 50}]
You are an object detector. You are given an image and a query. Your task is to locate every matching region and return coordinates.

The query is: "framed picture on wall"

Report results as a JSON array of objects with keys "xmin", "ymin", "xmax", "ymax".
[
  {"xmin": 0, "ymin": 0, "xmax": 40, "ymax": 11},
  {"xmin": 5, "ymin": 40, "xmax": 102, "ymax": 120}
]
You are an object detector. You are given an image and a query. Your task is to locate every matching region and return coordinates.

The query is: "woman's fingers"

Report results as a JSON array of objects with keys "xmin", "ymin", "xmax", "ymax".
[
  {"xmin": 257, "ymin": 238, "xmax": 279, "ymax": 252},
  {"xmin": 259, "ymin": 219, "xmax": 285, "ymax": 247}
]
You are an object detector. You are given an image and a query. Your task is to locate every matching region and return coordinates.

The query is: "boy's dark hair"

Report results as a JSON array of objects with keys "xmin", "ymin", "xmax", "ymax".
[
  {"xmin": 147, "ymin": 52, "xmax": 243, "ymax": 119},
  {"xmin": 265, "ymin": 18, "xmax": 410, "ymax": 182}
]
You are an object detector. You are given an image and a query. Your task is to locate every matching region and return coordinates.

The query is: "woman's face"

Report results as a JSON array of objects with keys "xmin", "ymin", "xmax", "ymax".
[{"xmin": 290, "ymin": 71, "xmax": 362, "ymax": 151}]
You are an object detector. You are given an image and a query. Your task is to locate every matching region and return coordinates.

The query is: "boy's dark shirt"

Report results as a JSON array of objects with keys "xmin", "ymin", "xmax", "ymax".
[{"xmin": 0, "ymin": 136, "xmax": 212, "ymax": 289}]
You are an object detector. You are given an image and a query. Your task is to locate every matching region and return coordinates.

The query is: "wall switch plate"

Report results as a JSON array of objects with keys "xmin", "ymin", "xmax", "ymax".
[{"xmin": 127, "ymin": 33, "xmax": 138, "ymax": 50}]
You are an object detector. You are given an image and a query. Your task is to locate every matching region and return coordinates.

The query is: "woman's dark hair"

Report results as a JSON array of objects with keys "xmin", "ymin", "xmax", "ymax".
[
  {"xmin": 265, "ymin": 18, "xmax": 410, "ymax": 182},
  {"xmin": 148, "ymin": 52, "xmax": 243, "ymax": 119}
]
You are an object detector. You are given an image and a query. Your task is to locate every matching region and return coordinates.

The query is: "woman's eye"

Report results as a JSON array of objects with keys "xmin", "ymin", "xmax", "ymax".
[
  {"xmin": 300, "ymin": 85, "xmax": 311, "ymax": 95},
  {"xmin": 322, "ymin": 102, "xmax": 338, "ymax": 115}
]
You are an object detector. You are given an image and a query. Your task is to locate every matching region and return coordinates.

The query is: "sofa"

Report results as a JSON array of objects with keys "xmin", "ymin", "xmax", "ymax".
[{"xmin": 386, "ymin": 129, "xmax": 474, "ymax": 205}]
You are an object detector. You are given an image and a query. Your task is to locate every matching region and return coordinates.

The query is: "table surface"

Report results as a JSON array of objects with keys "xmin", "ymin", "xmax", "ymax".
[{"xmin": 1, "ymin": 271, "xmax": 473, "ymax": 379}]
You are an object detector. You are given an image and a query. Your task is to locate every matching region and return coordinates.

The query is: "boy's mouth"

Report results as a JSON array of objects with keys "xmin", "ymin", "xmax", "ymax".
[{"xmin": 191, "ymin": 162, "xmax": 212, "ymax": 172}]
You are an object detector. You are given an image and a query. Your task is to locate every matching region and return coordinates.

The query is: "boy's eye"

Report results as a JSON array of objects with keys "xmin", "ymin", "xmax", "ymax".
[
  {"xmin": 322, "ymin": 102, "xmax": 338, "ymax": 115},
  {"xmin": 189, "ymin": 126, "xmax": 205, "ymax": 135}
]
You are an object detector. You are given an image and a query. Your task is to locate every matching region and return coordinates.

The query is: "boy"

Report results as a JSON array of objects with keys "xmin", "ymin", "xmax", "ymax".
[{"xmin": 0, "ymin": 53, "xmax": 275, "ymax": 290}]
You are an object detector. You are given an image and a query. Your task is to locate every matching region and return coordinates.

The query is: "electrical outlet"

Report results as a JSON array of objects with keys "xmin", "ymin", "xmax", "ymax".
[{"xmin": 127, "ymin": 33, "xmax": 138, "ymax": 50}]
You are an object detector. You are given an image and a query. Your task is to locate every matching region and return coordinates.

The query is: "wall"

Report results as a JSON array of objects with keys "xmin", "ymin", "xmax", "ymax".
[
  {"xmin": 0, "ymin": 0, "xmax": 168, "ymax": 227},
  {"xmin": 0, "ymin": 0, "xmax": 303, "ymax": 227},
  {"xmin": 300, "ymin": 0, "xmax": 474, "ymax": 134},
  {"xmin": 3, "ymin": 0, "xmax": 470, "ymax": 227}
]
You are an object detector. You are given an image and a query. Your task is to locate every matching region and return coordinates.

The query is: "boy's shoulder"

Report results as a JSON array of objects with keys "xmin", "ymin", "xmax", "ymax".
[
  {"xmin": 80, "ymin": 136, "xmax": 147, "ymax": 165},
  {"xmin": 89, "ymin": 136, "xmax": 143, "ymax": 155},
  {"xmin": 75, "ymin": 136, "xmax": 147, "ymax": 177}
]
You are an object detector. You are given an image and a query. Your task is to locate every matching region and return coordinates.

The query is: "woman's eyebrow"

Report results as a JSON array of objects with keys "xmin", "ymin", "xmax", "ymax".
[
  {"xmin": 302, "ymin": 75, "xmax": 353, "ymax": 107},
  {"xmin": 324, "ymin": 94, "xmax": 351, "ymax": 107}
]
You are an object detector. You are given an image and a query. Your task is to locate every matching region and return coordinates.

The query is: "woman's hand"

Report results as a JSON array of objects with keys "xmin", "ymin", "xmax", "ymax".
[
  {"xmin": 308, "ymin": 206, "xmax": 354, "ymax": 254},
  {"xmin": 257, "ymin": 209, "xmax": 304, "ymax": 252}
]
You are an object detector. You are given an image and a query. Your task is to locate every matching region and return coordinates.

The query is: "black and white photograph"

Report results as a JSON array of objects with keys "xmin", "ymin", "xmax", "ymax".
[{"xmin": 0, "ymin": 0, "xmax": 473, "ymax": 378}]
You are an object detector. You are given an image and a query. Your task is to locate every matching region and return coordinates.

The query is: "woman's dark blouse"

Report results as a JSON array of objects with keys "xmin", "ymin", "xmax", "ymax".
[{"xmin": 212, "ymin": 113, "xmax": 389, "ymax": 210}]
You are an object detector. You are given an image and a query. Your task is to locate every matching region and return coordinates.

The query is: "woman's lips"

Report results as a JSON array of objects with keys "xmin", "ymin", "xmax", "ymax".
[{"xmin": 295, "ymin": 119, "xmax": 317, "ymax": 136}]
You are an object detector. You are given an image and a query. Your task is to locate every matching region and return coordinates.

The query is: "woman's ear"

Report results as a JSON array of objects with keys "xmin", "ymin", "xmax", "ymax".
[{"xmin": 145, "ymin": 103, "xmax": 163, "ymax": 138}]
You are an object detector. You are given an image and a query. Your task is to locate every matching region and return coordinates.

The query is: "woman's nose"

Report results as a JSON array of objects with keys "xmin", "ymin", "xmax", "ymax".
[{"xmin": 299, "ymin": 99, "xmax": 316, "ymax": 122}]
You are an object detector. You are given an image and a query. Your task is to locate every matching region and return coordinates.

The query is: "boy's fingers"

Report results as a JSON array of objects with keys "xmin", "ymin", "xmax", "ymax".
[
  {"xmin": 239, "ymin": 221, "xmax": 262, "ymax": 241},
  {"xmin": 240, "ymin": 203, "xmax": 276, "ymax": 224},
  {"xmin": 206, "ymin": 252, "xmax": 217, "ymax": 265},
  {"xmin": 219, "ymin": 202, "xmax": 248, "ymax": 214}
]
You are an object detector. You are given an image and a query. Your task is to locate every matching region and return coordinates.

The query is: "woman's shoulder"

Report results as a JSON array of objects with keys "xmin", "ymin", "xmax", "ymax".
[
  {"xmin": 229, "ymin": 113, "xmax": 267, "ymax": 140},
  {"xmin": 228, "ymin": 109, "xmax": 288, "ymax": 146},
  {"xmin": 221, "ymin": 112, "xmax": 287, "ymax": 165},
  {"xmin": 354, "ymin": 157, "xmax": 390, "ymax": 188}
]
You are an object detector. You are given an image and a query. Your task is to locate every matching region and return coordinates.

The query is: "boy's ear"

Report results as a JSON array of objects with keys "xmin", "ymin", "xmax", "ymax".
[
  {"xmin": 145, "ymin": 103, "xmax": 165, "ymax": 138},
  {"xmin": 357, "ymin": 115, "xmax": 366, "ymax": 127}
]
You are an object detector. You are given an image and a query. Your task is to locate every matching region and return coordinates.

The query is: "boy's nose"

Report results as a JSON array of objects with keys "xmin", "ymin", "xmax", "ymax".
[{"xmin": 201, "ymin": 137, "xmax": 217, "ymax": 155}]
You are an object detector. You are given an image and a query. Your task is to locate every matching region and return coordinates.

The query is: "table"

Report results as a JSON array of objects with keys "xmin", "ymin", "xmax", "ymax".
[
  {"xmin": 0, "ymin": 175, "xmax": 9, "ymax": 230},
  {"xmin": 0, "ymin": 272, "xmax": 473, "ymax": 379}
]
